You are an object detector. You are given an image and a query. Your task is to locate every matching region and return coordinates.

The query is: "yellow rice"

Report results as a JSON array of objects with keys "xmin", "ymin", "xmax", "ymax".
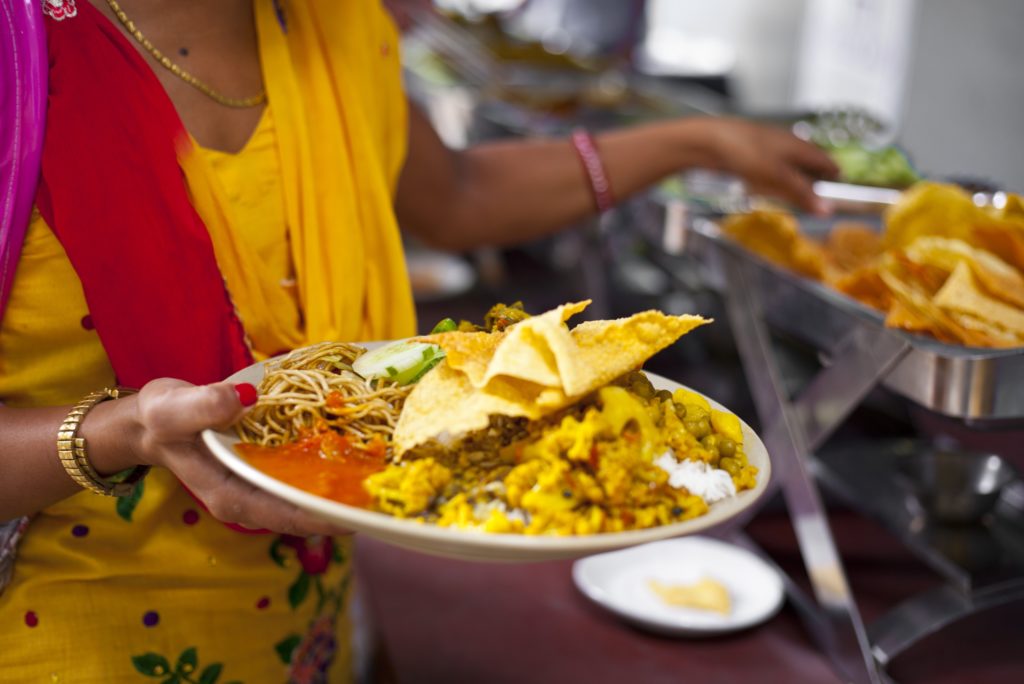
[{"xmin": 363, "ymin": 372, "xmax": 757, "ymax": 535}]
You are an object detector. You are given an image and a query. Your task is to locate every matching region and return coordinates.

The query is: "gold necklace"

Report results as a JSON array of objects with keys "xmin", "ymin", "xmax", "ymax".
[{"xmin": 104, "ymin": 0, "xmax": 267, "ymax": 109}]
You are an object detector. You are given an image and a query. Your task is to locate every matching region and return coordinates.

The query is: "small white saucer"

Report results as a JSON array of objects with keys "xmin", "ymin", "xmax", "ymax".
[{"xmin": 572, "ymin": 537, "xmax": 785, "ymax": 637}]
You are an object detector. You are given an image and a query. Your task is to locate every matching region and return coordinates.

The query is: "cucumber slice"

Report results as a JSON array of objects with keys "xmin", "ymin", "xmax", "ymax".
[{"xmin": 352, "ymin": 340, "xmax": 445, "ymax": 386}]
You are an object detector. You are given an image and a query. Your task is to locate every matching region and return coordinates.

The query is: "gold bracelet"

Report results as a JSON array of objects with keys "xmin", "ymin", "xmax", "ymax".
[{"xmin": 57, "ymin": 387, "xmax": 149, "ymax": 497}]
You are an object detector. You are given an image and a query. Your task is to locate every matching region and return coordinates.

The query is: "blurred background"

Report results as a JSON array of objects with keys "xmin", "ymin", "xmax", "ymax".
[
  {"xmin": 393, "ymin": 0, "xmax": 1022, "ymax": 407},
  {"xmin": 402, "ymin": 0, "xmax": 1023, "ymax": 191}
]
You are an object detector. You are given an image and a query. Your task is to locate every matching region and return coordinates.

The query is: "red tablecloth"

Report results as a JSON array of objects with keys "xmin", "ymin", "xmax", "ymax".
[{"xmin": 356, "ymin": 510, "xmax": 1024, "ymax": 683}]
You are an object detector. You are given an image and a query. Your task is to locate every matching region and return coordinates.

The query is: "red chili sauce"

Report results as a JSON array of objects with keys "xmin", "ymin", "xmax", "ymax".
[{"xmin": 236, "ymin": 432, "xmax": 387, "ymax": 508}]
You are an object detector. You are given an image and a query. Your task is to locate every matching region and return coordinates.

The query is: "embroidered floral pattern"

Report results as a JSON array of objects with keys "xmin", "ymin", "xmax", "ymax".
[
  {"xmin": 269, "ymin": 536, "xmax": 349, "ymax": 682},
  {"xmin": 132, "ymin": 646, "xmax": 242, "ymax": 684},
  {"xmin": 42, "ymin": 0, "xmax": 78, "ymax": 21},
  {"xmin": 269, "ymin": 536, "xmax": 334, "ymax": 612},
  {"xmin": 288, "ymin": 615, "xmax": 338, "ymax": 684}
]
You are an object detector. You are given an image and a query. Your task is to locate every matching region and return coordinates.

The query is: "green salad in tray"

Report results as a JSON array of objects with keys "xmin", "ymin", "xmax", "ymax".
[{"xmin": 823, "ymin": 141, "xmax": 920, "ymax": 189}]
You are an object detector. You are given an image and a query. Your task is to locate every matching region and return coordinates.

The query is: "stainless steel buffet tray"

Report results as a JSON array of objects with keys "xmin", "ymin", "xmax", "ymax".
[{"xmin": 639, "ymin": 196, "xmax": 1024, "ymax": 424}]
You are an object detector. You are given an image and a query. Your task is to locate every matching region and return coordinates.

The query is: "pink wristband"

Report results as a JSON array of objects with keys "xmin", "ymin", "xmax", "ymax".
[{"xmin": 571, "ymin": 128, "xmax": 615, "ymax": 213}]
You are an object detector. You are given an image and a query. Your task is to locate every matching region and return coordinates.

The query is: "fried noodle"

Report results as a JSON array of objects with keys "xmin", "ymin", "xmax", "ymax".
[{"xmin": 236, "ymin": 342, "xmax": 411, "ymax": 448}]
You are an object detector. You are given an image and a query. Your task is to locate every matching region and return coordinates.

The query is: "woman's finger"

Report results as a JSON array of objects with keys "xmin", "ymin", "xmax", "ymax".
[
  {"xmin": 209, "ymin": 475, "xmax": 349, "ymax": 536},
  {"xmin": 138, "ymin": 382, "xmax": 348, "ymax": 536},
  {"xmin": 756, "ymin": 161, "xmax": 822, "ymax": 215},
  {"xmin": 781, "ymin": 134, "xmax": 840, "ymax": 180},
  {"xmin": 139, "ymin": 379, "xmax": 255, "ymax": 441}
]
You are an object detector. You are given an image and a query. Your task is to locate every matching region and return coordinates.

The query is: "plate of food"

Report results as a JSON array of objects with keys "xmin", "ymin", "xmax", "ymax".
[
  {"xmin": 572, "ymin": 536, "xmax": 785, "ymax": 636},
  {"xmin": 201, "ymin": 301, "xmax": 771, "ymax": 562}
]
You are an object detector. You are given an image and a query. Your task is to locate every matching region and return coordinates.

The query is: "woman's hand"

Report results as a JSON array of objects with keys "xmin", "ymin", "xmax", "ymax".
[
  {"xmin": 130, "ymin": 379, "xmax": 348, "ymax": 536},
  {"xmin": 692, "ymin": 117, "xmax": 840, "ymax": 215}
]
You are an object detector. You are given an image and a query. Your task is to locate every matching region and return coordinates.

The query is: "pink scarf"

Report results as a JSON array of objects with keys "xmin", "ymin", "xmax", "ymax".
[{"xmin": 0, "ymin": 0, "xmax": 46, "ymax": 597}]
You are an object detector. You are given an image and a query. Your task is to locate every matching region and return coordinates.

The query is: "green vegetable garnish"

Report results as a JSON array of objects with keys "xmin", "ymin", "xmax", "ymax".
[
  {"xmin": 352, "ymin": 340, "xmax": 447, "ymax": 386},
  {"xmin": 824, "ymin": 142, "xmax": 920, "ymax": 189},
  {"xmin": 430, "ymin": 317, "xmax": 458, "ymax": 334}
]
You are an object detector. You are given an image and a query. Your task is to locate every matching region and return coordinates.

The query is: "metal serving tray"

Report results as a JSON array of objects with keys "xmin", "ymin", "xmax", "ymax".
[{"xmin": 638, "ymin": 196, "xmax": 1024, "ymax": 424}]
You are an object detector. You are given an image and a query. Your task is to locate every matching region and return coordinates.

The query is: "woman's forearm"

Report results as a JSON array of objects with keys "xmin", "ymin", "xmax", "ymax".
[
  {"xmin": 458, "ymin": 119, "xmax": 716, "ymax": 248},
  {"xmin": 395, "ymin": 108, "xmax": 837, "ymax": 251},
  {"xmin": 397, "ymin": 114, "xmax": 711, "ymax": 251},
  {"xmin": 0, "ymin": 400, "xmax": 141, "ymax": 519}
]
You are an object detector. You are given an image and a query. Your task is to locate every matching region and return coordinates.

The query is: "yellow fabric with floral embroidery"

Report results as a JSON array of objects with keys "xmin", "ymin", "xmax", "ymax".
[{"xmin": 0, "ymin": 2, "xmax": 412, "ymax": 682}]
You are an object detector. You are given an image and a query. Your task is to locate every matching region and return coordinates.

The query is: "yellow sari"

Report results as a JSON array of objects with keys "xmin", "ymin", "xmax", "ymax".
[{"xmin": 0, "ymin": 2, "xmax": 414, "ymax": 682}]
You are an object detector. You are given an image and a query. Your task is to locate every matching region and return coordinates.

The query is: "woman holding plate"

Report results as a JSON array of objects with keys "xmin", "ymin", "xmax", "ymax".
[{"xmin": 0, "ymin": 0, "xmax": 835, "ymax": 681}]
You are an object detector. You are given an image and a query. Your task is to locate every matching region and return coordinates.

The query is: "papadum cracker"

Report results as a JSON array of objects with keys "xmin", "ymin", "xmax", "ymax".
[
  {"xmin": 422, "ymin": 300, "xmax": 590, "ymax": 388},
  {"xmin": 479, "ymin": 301, "xmax": 590, "ymax": 389},
  {"xmin": 393, "ymin": 304, "xmax": 710, "ymax": 455},
  {"xmin": 722, "ymin": 211, "xmax": 825, "ymax": 279},
  {"xmin": 393, "ymin": 361, "xmax": 560, "ymax": 456},
  {"xmin": 905, "ymin": 236, "xmax": 1024, "ymax": 309},
  {"xmin": 564, "ymin": 313, "xmax": 708, "ymax": 396},
  {"xmin": 934, "ymin": 262, "xmax": 1024, "ymax": 341},
  {"xmin": 878, "ymin": 267, "xmax": 988, "ymax": 347},
  {"xmin": 884, "ymin": 182, "xmax": 980, "ymax": 248}
]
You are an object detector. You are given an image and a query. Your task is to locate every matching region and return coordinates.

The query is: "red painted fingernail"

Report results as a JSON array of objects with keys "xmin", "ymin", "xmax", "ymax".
[{"xmin": 234, "ymin": 383, "xmax": 258, "ymax": 407}]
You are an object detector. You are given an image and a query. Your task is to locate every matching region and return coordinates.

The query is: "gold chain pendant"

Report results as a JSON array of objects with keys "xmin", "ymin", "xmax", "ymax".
[{"xmin": 104, "ymin": 0, "xmax": 266, "ymax": 109}]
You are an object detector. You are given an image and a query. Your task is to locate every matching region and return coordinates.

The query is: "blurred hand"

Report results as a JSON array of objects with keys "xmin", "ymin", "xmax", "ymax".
[
  {"xmin": 697, "ymin": 117, "xmax": 840, "ymax": 216},
  {"xmin": 130, "ymin": 379, "xmax": 349, "ymax": 536}
]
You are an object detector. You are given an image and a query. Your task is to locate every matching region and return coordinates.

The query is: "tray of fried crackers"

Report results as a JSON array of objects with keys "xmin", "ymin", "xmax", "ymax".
[{"xmin": 642, "ymin": 182, "xmax": 1024, "ymax": 422}]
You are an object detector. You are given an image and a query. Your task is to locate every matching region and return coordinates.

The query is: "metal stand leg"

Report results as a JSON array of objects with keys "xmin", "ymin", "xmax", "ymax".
[
  {"xmin": 722, "ymin": 254, "xmax": 912, "ymax": 684},
  {"xmin": 869, "ymin": 583, "xmax": 1024, "ymax": 668}
]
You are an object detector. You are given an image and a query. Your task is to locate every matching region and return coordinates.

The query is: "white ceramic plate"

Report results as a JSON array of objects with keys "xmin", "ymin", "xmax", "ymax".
[
  {"xmin": 573, "ymin": 537, "xmax": 785, "ymax": 636},
  {"xmin": 201, "ymin": 354, "xmax": 772, "ymax": 563}
]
